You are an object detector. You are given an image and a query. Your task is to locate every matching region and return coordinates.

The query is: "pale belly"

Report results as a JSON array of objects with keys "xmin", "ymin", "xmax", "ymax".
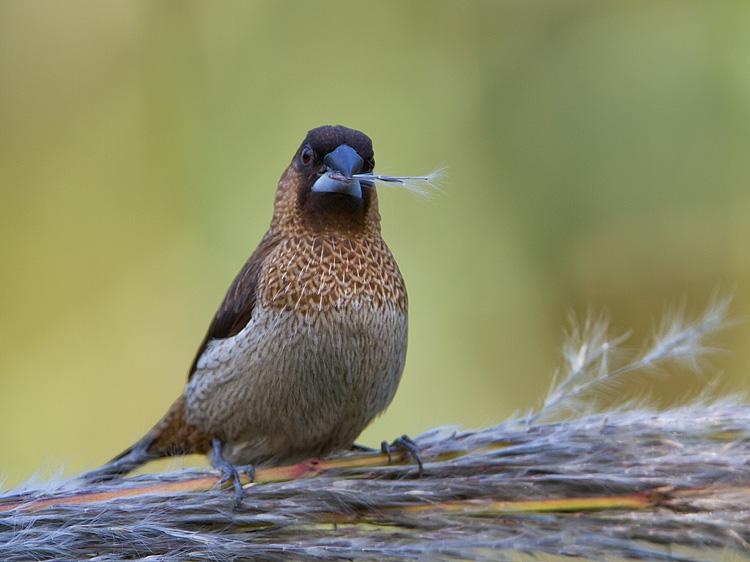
[{"xmin": 184, "ymin": 302, "xmax": 407, "ymax": 465}]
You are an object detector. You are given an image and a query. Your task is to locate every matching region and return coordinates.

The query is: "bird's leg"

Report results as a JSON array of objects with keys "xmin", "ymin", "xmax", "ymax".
[
  {"xmin": 211, "ymin": 439, "xmax": 255, "ymax": 507},
  {"xmin": 350, "ymin": 443, "xmax": 377, "ymax": 453},
  {"xmin": 380, "ymin": 434, "xmax": 424, "ymax": 476}
]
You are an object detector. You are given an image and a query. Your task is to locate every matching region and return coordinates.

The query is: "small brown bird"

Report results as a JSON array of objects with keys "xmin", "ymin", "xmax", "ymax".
[{"xmin": 87, "ymin": 125, "xmax": 420, "ymax": 497}]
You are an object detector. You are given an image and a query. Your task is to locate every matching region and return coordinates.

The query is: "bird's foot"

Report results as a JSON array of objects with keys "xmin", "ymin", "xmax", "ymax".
[
  {"xmin": 211, "ymin": 439, "xmax": 255, "ymax": 508},
  {"xmin": 381, "ymin": 434, "xmax": 424, "ymax": 476}
]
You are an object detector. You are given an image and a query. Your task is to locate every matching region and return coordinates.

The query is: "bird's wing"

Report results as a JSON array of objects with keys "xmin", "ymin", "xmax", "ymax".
[{"xmin": 188, "ymin": 230, "xmax": 281, "ymax": 380}]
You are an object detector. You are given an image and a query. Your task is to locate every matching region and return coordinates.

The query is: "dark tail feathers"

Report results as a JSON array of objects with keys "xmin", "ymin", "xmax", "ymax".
[
  {"xmin": 78, "ymin": 395, "xmax": 212, "ymax": 483},
  {"xmin": 78, "ymin": 435, "xmax": 159, "ymax": 482}
]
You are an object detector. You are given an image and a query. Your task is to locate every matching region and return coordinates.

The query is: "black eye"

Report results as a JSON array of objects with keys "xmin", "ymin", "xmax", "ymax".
[{"xmin": 301, "ymin": 146, "xmax": 314, "ymax": 165}]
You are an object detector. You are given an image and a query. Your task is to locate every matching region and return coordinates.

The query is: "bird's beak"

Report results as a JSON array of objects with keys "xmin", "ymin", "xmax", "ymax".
[{"xmin": 311, "ymin": 144, "xmax": 364, "ymax": 199}]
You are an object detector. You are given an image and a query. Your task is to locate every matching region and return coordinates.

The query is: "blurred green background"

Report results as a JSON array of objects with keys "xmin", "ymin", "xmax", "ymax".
[{"xmin": 2, "ymin": 0, "xmax": 750, "ymax": 487}]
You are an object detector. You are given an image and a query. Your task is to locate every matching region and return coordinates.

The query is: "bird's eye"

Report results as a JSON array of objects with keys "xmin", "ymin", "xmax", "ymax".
[{"xmin": 301, "ymin": 146, "xmax": 314, "ymax": 165}]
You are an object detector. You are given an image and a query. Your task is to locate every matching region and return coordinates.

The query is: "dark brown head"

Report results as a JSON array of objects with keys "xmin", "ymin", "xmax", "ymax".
[{"xmin": 273, "ymin": 125, "xmax": 379, "ymax": 234}]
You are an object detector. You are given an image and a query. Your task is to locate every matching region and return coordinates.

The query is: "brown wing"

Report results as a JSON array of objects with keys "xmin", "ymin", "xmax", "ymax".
[{"xmin": 188, "ymin": 230, "xmax": 281, "ymax": 379}]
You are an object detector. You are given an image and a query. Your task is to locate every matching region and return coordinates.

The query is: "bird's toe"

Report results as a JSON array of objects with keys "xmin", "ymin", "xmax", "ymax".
[{"xmin": 381, "ymin": 434, "xmax": 424, "ymax": 476}]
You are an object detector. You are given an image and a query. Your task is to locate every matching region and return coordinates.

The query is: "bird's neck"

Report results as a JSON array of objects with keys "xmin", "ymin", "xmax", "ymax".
[{"xmin": 271, "ymin": 173, "xmax": 382, "ymax": 238}]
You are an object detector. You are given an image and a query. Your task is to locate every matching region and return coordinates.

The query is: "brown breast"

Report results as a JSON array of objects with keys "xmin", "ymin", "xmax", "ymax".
[{"xmin": 257, "ymin": 231, "xmax": 407, "ymax": 315}]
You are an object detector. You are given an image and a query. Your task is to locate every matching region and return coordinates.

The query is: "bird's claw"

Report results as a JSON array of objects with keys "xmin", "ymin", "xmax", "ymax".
[
  {"xmin": 217, "ymin": 462, "xmax": 244, "ymax": 507},
  {"xmin": 212, "ymin": 439, "xmax": 255, "ymax": 508},
  {"xmin": 380, "ymin": 434, "xmax": 424, "ymax": 476},
  {"xmin": 241, "ymin": 464, "xmax": 256, "ymax": 482}
]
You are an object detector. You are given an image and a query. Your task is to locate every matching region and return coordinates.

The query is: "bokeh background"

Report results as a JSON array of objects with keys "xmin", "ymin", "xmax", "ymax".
[{"xmin": 2, "ymin": 1, "xmax": 750, "ymax": 487}]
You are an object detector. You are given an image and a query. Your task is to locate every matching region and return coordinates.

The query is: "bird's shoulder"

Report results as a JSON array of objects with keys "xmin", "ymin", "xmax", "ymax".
[{"xmin": 187, "ymin": 229, "xmax": 282, "ymax": 379}]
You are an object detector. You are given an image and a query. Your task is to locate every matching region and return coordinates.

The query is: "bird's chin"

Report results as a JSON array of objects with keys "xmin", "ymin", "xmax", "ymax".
[{"xmin": 311, "ymin": 173, "xmax": 363, "ymax": 200}]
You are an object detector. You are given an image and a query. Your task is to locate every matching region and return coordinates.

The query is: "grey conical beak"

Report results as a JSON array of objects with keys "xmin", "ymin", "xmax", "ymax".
[{"xmin": 312, "ymin": 144, "xmax": 365, "ymax": 199}]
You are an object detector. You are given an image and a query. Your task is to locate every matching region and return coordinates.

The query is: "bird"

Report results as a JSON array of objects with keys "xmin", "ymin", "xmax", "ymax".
[{"xmin": 84, "ymin": 125, "xmax": 419, "ymax": 500}]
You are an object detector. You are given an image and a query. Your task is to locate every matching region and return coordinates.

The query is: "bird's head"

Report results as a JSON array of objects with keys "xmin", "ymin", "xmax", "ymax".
[{"xmin": 273, "ymin": 125, "xmax": 379, "ymax": 234}]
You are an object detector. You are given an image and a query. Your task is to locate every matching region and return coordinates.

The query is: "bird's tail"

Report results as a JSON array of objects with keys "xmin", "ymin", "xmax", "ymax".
[{"xmin": 79, "ymin": 395, "xmax": 212, "ymax": 482}]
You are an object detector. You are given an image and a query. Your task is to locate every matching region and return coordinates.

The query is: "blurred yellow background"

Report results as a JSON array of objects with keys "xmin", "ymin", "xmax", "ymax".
[{"xmin": 2, "ymin": 1, "xmax": 750, "ymax": 487}]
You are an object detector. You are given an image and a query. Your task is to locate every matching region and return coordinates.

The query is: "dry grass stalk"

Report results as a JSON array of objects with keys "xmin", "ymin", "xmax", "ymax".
[{"xmin": 2, "ymin": 296, "xmax": 747, "ymax": 561}]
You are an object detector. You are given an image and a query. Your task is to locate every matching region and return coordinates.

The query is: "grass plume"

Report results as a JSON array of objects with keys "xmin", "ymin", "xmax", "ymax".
[{"xmin": 530, "ymin": 293, "xmax": 732, "ymax": 423}]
